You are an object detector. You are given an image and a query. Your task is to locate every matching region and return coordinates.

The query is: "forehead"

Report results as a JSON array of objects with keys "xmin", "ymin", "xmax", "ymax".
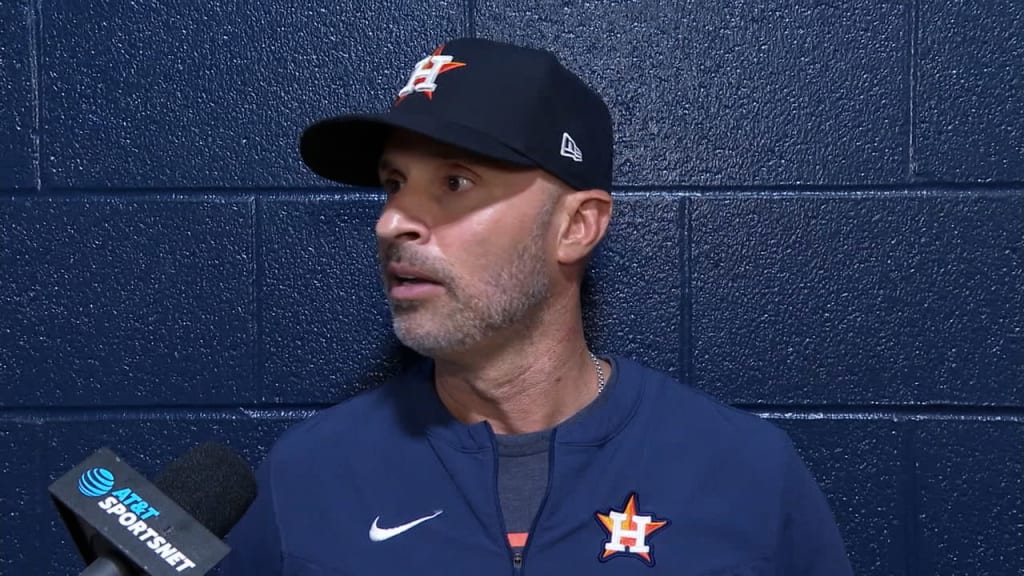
[{"xmin": 378, "ymin": 129, "xmax": 528, "ymax": 172}]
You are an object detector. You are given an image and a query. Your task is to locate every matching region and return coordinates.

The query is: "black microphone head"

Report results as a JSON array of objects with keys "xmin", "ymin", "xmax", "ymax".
[{"xmin": 153, "ymin": 442, "xmax": 257, "ymax": 538}]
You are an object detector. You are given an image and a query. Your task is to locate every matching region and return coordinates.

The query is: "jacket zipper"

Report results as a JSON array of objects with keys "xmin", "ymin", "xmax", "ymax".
[
  {"xmin": 490, "ymin": 428, "xmax": 558, "ymax": 576},
  {"xmin": 489, "ymin": 429, "xmax": 519, "ymax": 576},
  {"xmin": 514, "ymin": 429, "xmax": 558, "ymax": 576}
]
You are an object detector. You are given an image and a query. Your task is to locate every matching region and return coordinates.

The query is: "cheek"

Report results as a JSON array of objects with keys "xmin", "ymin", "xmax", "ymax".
[
  {"xmin": 438, "ymin": 226, "xmax": 501, "ymax": 281},
  {"xmin": 438, "ymin": 209, "xmax": 520, "ymax": 264},
  {"xmin": 435, "ymin": 198, "xmax": 554, "ymax": 281}
]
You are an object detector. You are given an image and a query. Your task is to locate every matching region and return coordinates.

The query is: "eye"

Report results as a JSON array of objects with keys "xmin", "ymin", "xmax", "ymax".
[
  {"xmin": 381, "ymin": 176, "xmax": 403, "ymax": 195},
  {"xmin": 446, "ymin": 175, "xmax": 473, "ymax": 192}
]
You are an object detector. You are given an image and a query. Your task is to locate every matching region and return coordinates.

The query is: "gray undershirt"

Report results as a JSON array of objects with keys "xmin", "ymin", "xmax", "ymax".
[{"xmin": 495, "ymin": 430, "xmax": 551, "ymax": 539}]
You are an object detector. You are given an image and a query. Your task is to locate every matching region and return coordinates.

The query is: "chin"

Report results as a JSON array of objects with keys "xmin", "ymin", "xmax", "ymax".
[{"xmin": 393, "ymin": 322, "xmax": 460, "ymax": 357}]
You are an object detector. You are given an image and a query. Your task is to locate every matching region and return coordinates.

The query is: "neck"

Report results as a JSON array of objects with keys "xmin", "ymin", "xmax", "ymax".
[{"xmin": 431, "ymin": 296, "xmax": 607, "ymax": 435}]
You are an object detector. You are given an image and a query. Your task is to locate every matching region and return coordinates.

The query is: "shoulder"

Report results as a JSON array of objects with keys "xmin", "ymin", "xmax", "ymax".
[
  {"xmin": 263, "ymin": 360, "xmax": 432, "ymax": 469},
  {"xmin": 617, "ymin": 355, "xmax": 798, "ymax": 465},
  {"xmin": 617, "ymin": 357, "xmax": 853, "ymax": 573}
]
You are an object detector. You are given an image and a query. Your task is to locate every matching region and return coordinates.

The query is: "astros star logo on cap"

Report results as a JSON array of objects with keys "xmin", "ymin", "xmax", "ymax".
[
  {"xmin": 595, "ymin": 493, "xmax": 670, "ymax": 566},
  {"xmin": 395, "ymin": 44, "xmax": 467, "ymax": 103}
]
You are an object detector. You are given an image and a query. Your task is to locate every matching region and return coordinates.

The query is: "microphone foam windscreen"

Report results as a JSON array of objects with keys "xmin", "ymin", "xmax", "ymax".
[{"xmin": 153, "ymin": 442, "xmax": 258, "ymax": 538}]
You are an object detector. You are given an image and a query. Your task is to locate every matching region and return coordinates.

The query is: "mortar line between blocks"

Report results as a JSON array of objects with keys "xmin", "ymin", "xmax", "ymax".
[
  {"xmin": 253, "ymin": 196, "xmax": 265, "ymax": 401},
  {"xmin": 908, "ymin": 0, "xmax": 920, "ymax": 181},
  {"xmin": 28, "ymin": 0, "xmax": 42, "ymax": 191}
]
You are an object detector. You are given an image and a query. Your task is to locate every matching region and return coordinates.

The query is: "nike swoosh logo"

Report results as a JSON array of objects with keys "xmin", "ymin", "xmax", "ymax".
[{"xmin": 369, "ymin": 510, "xmax": 443, "ymax": 542}]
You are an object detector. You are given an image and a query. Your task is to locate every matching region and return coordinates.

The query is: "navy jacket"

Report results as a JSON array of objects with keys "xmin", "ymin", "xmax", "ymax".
[{"xmin": 222, "ymin": 356, "xmax": 853, "ymax": 575}]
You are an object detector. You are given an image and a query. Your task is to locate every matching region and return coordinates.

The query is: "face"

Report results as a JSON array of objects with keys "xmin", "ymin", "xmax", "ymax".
[{"xmin": 375, "ymin": 131, "xmax": 562, "ymax": 358}]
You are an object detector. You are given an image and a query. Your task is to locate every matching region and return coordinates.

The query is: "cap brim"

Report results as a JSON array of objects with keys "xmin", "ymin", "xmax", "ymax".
[{"xmin": 299, "ymin": 112, "xmax": 537, "ymax": 187}]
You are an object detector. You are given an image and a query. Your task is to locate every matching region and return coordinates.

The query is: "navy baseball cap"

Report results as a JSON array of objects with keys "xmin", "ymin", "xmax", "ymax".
[{"xmin": 300, "ymin": 38, "xmax": 613, "ymax": 191}]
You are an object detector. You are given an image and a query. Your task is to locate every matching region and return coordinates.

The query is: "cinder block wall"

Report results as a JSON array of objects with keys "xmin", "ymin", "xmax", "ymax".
[{"xmin": 2, "ymin": 2, "xmax": 1022, "ymax": 575}]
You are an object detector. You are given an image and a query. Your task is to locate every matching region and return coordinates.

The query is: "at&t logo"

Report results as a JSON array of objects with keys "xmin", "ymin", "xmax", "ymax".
[{"xmin": 78, "ymin": 468, "xmax": 115, "ymax": 497}]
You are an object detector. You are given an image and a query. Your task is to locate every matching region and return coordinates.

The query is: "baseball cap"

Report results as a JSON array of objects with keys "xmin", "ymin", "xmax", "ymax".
[{"xmin": 299, "ymin": 38, "xmax": 613, "ymax": 192}]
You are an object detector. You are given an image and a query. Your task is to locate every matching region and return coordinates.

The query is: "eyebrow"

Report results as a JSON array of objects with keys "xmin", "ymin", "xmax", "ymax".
[
  {"xmin": 378, "ymin": 150, "xmax": 487, "ymax": 174},
  {"xmin": 377, "ymin": 156, "xmax": 397, "ymax": 174},
  {"xmin": 433, "ymin": 149, "xmax": 481, "ymax": 163}
]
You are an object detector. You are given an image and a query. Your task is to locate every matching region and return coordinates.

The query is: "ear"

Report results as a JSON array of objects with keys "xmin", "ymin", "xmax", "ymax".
[{"xmin": 555, "ymin": 189, "xmax": 613, "ymax": 266}]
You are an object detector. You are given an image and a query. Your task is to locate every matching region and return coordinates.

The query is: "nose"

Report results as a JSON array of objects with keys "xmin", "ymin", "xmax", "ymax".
[{"xmin": 375, "ymin": 194, "xmax": 430, "ymax": 246}]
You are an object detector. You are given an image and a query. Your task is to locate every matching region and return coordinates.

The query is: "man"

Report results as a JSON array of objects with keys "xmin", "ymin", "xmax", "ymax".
[{"xmin": 223, "ymin": 38, "xmax": 853, "ymax": 575}]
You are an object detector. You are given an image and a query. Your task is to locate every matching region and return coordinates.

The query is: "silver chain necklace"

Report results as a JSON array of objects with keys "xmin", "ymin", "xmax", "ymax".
[{"xmin": 589, "ymin": 350, "xmax": 606, "ymax": 395}]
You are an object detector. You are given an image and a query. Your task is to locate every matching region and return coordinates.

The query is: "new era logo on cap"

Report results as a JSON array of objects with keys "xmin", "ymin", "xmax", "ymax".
[
  {"xmin": 299, "ymin": 38, "xmax": 613, "ymax": 192},
  {"xmin": 560, "ymin": 132, "xmax": 583, "ymax": 162}
]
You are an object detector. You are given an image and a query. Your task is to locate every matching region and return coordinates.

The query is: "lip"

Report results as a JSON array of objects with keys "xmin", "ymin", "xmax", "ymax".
[
  {"xmin": 385, "ymin": 263, "xmax": 444, "ymax": 300},
  {"xmin": 389, "ymin": 282, "xmax": 445, "ymax": 300},
  {"xmin": 386, "ymin": 263, "xmax": 441, "ymax": 285}
]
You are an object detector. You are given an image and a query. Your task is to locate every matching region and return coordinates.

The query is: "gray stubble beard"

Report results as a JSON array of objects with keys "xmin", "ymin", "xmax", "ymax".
[{"xmin": 384, "ymin": 200, "xmax": 556, "ymax": 357}]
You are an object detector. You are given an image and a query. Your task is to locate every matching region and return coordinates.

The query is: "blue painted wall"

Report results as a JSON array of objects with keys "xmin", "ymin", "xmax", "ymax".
[{"xmin": 1, "ymin": 1, "xmax": 1021, "ymax": 574}]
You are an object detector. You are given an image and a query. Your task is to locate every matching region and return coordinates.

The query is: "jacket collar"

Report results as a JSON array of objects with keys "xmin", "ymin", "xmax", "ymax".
[{"xmin": 403, "ymin": 354, "xmax": 647, "ymax": 451}]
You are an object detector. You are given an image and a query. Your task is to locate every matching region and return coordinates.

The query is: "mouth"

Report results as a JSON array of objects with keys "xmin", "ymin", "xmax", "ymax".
[
  {"xmin": 385, "ymin": 263, "xmax": 445, "ymax": 299},
  {"xmin": 387, "ymin": 263, "xmax": 440, "ymax": 284},
  {"xmin": 393, "ymin": 273, "xmax": 433, "ymax": 284}
]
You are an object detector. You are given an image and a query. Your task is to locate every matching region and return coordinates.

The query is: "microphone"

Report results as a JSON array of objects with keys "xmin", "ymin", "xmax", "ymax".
[{"xmin": 49, "ymin": 442, "xmax": 257, "ymax": 576}]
